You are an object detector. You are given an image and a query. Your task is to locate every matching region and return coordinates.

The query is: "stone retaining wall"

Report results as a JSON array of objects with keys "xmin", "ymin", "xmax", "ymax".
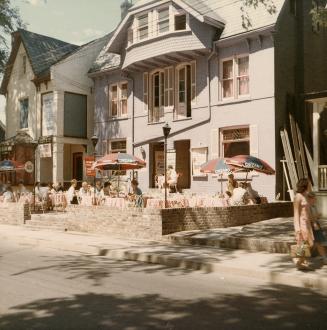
[
  {"xmin": 23, "ymin": 202, "xmax": 293, "ymax": 239},
  {"xmin": 0, "ymin": 203, "xmax": 31, "ymax": 225}
]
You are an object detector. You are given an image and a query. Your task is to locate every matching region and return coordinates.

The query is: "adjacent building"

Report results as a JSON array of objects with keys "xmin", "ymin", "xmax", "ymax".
[{"xmin": 0, "ymin": 29, "xmax": 109, "ymax": 186}]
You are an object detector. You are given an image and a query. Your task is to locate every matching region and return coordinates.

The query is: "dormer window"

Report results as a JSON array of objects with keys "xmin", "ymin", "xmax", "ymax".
[
  {"xmin": 158, "ymin": 8, "xmax": 169, "ymax": 34},
  {"xmin": 175, "ymin": 14, "xmax": 186, "ymax": 31},
  {"xmin": 138, "ymin": 14, "xmax": 149, "ymax": 40}
]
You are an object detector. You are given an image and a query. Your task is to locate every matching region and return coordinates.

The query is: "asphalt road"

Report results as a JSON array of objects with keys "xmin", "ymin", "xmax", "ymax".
[{"xmin": 0, "ymin": 238, "xmax": 327, "ymax": 330}]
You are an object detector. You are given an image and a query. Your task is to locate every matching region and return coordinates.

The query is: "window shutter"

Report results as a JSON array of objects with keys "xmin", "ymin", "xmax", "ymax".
[
  {"xmin": 143, "ymin": 73, "xmax": 148, "ymax": 111},
  {"xmin": 148, "ymin": 73, "xmax": 153, "ymax": 122},
  {"xmin": 191, "ymin": 61, "xmax": 196, "ymax": 102},
  {"xmin": 210, "ymin": 128, "xmax": 219, "ymax": 159},
  {"xmin": 250, "ymin": 124, "xmax": 259, "ymax": 157}
]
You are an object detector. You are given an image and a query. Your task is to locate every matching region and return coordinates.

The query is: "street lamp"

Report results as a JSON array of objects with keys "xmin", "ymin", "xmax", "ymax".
[
  {"xmin": 91, "ymin": 135, "xmax": 99, "ymax": 205},
  {"xmin": 162, "ymin": 123, "xmax": 171, "ymax": 208}
]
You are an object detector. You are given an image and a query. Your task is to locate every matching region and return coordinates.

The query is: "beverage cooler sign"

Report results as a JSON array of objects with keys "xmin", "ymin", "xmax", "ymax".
[{"xmin": 39, "ymin": 143, "xmax": 52, "ymax": 158}]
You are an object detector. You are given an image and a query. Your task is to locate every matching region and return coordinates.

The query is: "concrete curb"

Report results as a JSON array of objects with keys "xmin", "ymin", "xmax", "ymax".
[{"xmin": 11, "ymin": 234, "xmax": 327, "ymax": 291}]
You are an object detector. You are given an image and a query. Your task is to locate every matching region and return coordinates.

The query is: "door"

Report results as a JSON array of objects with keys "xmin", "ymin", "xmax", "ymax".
[
  {"xmin": 152, "ymin": 71, "xmax": 164, "ymax": 122},
  {"xmin": 177, "ymin": 66, "xmax": 191, "ymax": 119},
  {"xmin": 150, "ymin": 143, "xmax": 164, "ymax": 188},
  {"xmin": 175, "ymin": 140, "xmax": 191, "ymax": 189},
  {"xmin": 73, "ymin": 152, "xmax": 83, "ymax": 181}
]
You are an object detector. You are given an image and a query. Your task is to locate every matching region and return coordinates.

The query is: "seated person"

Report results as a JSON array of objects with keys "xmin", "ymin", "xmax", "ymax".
[
  {"xmin": 245, "ymin": 182, "xmax": 261, "ymax": 204},
  {"xmin": 39, "ymin": 182, "xmax": 50, "ymax": 200},
  {"xmin": 230, "ymin": 182, "xmax": 250, "ymax": 206},
  {"xmin": 226, "ymin": 173, "xmax": 238, "ymax": 195},
  {"xmin": 102, "ymin": 181, "xmax": 112, "ymax": 196},
  {"xmin": 3, "ymin": 186, "xmax": 14, "ymax": 203},
  {"xmin": 167, "ymin": 165, "xmax": 178, "ymax": 191},
  {"xmin": 79, "ymin": 181, "xmax": 90, "ymax": 199},
  {"xmin": 17, "ymin": 180, "xmax": 28, "ymax": 197},
  {"xmin": 129, "ymin": 179, "xmax": 143, "ymax": 207}
]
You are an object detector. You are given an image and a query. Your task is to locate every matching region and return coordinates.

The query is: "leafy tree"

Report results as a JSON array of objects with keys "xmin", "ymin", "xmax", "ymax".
[{"xmin": 0, "ymin": 0, "xmax": 25, "ymax": 75}]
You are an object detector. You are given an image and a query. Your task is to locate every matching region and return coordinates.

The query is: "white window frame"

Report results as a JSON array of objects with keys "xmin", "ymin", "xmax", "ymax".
[
  {"xmin": 127, "ymin": 27, "xmax": 134, "ymax": 47},
  {"xmin": 149, "ymin": 68, "xmax": 165, "ymax": 123},
  {"xmin": 143, "ymin": 73, "xmax": 149, "ymax": 111},
  {"xmin": 110, "ymin": 139, "xmax": 127, "ymax": 154},
  {"xmin": 137, "ymin": 12, "xmax": 149, "ymax": 41},
  {"xmin": 157, "ymin": 6, "xmax": 170, "ymax": 35},
  {"xmin": 164, "ymin": 66, "xmax": 174, "ymax": 108},
  {"xmin": 174, "ymin": 9, "xmax": 189, "ymax": 32},
  {"xmin": 220, "ymin": 55, "xmax": 250, "ymax": 101},
  {"xmin": 109, "ymin": 81, "xmax": 128, "ymax": 119},
  {"xmin": 219, "ymin": 125, "xmax": 250, "ymax": 158}
]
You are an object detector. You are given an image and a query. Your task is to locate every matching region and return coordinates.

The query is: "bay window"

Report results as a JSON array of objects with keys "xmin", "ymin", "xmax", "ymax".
[
  {"xmin": 138, "ymin": 14, "xmax": 149, "ymax": 40},
  {"xmin": 158, "ymin": 8, "xmax": 169, "ymax": 34},
  {"xmin": 175, "ymin": 14, "xmax": 186, "ymax": 31},
  {"xmin": 221, "ymin": 56, "xmax": 249, "ymax": 100},
  {"xmin": 109, "ymin": 82, "xmax": 128, "ymax": 118}
]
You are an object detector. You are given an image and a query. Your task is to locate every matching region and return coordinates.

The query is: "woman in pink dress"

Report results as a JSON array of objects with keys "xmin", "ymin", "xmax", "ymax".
[{"xmin": 293, "ymin": 178, "xmax": 314, "ymax": 270}]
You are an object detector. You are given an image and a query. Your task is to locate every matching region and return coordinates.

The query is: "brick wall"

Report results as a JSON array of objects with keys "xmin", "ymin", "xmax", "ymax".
[
  {"xmin": 0, "ymin": 203, "xmax": 31, "ymax": 225},
  {"xmin": 25, "ymin": 202, "xmax": 292, "ymax": 239},
  {"xmin": 161, "ymin": 202, "xmax": 293, "ymax": 235}
]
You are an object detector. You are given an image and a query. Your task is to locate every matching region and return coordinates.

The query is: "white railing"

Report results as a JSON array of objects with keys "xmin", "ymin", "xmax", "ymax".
[{"xmin": 319, "ymin": 166, "xmax": 327, "ymax": 190}]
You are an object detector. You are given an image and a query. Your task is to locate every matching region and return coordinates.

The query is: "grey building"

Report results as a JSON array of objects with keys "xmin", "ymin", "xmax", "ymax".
[{"xmin": 90, "ymin": 0, "xmax": 327, "ymax": 206}]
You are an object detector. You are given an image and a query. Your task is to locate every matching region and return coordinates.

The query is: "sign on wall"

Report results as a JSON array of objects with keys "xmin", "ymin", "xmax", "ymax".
[
  {"xmin": 39, "ymin": 143, "xmax": 52, "ymax": 158},
  {"xmin": 85, "ymin": 155, "xmax": 95, "ymax": 177},
  {"xmin": 191, "ymin": 147, "xmax": 208, "ymax": 177},
  {"xmin": 155, "ymin": 151, "xmax": 165, "ymax": 176},
  {"xmin": 42, "ymin": 93, "xmax": 55, "ymax": 136}
]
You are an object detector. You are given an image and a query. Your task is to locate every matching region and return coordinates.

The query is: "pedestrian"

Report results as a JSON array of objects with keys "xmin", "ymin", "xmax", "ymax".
[
  {"xmin": 66, "ymin": 179, "xmax": 78, "ymax": 204},
  {"xmin": 293, "ymin": 178, "xmax": 314, "ymax": 270}
]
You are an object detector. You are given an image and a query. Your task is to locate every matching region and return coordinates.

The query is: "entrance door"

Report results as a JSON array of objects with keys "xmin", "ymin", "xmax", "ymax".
[
  {"xmin": 73, "ymin": 152, "xmax": 83, "ymax": 181},
  {"xmin": 150, "ymin": 142, "xmax": 164, "ymax": 188},
  {"xmin": 175, "ymin": 140, "xmax": 191, "ymax": 189},
  {"xmin": 177, "ymin": 66, "xmax": 191, "ymax": 119},
  {"xmin": 152, "ymin": 71, "xmax": 164, "ymax": 122}
]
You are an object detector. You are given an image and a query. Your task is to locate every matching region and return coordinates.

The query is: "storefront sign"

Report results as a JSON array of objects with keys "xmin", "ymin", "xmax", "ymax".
[
  {"xmin": 24, "ymin": 161, "xmax": 34, "ymax": 173},
  {"xmin": 39, "ymin": 143, "xmax": 52, "ymax": 158},
  {"xmin": 42, "ymin": 93, "xmax": 55, "ymax": 136},
  {"xmin": 85, "ymin": 155, "xmax": 95, "ymax": 177},
  {"xmin": 192, "ymin": 147, "xmax": 208, "ymax": 177}
]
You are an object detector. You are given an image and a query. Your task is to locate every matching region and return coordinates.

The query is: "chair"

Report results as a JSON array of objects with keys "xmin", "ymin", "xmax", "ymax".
[
  {"xmin": 134, "ymin": 194, "xmax": 144, "ymax": 208},
  {"xmin": 169, "ymin": 173, "xmax": 180, "ymax": 193}
]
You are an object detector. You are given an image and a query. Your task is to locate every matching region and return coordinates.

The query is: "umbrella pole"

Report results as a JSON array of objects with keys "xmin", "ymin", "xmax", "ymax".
[
  {"xmin": 220, "ymin": 174, "xmax": 223, "ymax": 194},
  {"xmin": 245, "ymin": 171, "xmax": 249, "ymax": 182}
]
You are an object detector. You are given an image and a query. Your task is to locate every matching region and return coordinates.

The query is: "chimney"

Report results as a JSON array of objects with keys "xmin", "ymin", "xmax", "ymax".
[{"xmin": 121, "ymin": 0, "xmax": 133, "ymax": 20}]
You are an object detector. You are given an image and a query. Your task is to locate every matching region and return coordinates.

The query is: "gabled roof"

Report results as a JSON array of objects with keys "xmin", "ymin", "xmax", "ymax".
[
  {"xmin": 88, "ymin": 32, "xmax": 121, "ymax": 74},
  {"xmin": 0, "ymin": 29, "xmax": 78, "ymax": 94}
]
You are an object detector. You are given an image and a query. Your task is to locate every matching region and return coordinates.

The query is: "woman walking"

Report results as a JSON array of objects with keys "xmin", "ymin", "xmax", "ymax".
[{"xmin": 293, "ymin": 178, "xmax": 314, "ymax": 270}]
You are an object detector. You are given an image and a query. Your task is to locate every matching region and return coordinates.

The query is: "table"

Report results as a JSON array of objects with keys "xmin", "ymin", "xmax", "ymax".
[
  {"xmin": 104, "ymin": 197, "xmax": 127, "ymax": 209},
  {"xmin": 146, "ymin": 197, "xmax": 189, "ymax": 209}
]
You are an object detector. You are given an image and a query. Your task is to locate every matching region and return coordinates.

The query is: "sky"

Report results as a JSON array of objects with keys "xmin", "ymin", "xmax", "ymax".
[{"xmin": 0, "ymin": 0, "xmax": 134, "ymax": 124}]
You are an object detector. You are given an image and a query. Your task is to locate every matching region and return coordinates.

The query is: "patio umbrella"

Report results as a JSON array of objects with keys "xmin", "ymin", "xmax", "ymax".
[
  {"xmin": 0, "ymin": 160, "xmax": 25, "ymax": 172},
  {"xmin": 226, "ymin": 155, "xmax": 275, "ymax": 181},
  {"xmin": 92, "ymin": 153, "xmax": 146, "ymax": 191},
  {"xmin": 200, "ymin": 158, "xmax": 239, "ymax": 193}
]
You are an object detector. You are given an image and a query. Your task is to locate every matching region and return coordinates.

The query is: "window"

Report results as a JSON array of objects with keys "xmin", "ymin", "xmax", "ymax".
[
  {"xmin": 175, "ymin": 14, "xmax": 186, "ymax": 31},
  {"xmin": 221, "ymin": 56, "xmax": 249, "ymax": 100},
  {"xmin": 143, "ymin": 73, "xmax": 148, "ymax": 110},
  {"xmin": 109, "ymin": 82, "xmax": 128, "ymax": 118},
  {"xmin": 158, "ymin": 8, "xmax": 169, "ymax": 34},
  {"xmin": 176, "ymin": 62, "xmax": 196, "ymax": 119},
  {"xmin": 138, "ymin": 14, "xmax": 148, "ymax": 40},
  {"xmin": 220, "ymin": 127, "xmax": 250, "ymax": 158},
  {"xmin": 19, "ymin": 98, "xmax": 29, "ymax": 129},
  {"xmin": 150, "ymin": 71, "xmax": 165, "ymax": 123}
]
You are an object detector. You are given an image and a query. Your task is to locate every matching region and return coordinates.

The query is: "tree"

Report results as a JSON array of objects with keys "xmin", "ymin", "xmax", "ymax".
[{"xmin": 0, "ymin": 0, "xmax": 25, "ymax": 75}]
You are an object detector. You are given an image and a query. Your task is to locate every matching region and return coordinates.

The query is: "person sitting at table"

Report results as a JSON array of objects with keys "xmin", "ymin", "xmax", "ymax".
[
  {"xmin": 167, "ymin": 165, "xmax": 178, "ymax": 192},
  {"xmin": 66, "ymin": 179, "xmax": 78, "ymax": 205},
  {"xmin": 17, "ymin": 180, "xmax": 28, "ymax": 197},
  {"xmin": 102, "ymin": 181, "xmax": 112, "ymax": 196},
  {"xmin": 245, "ymin": 182, "xmax": 261, "ymax": 204},
  {"xmin": 129, "ymin": 179, "xmax": 143, "ymax": 207},
  {"xmin": 79, "ymin": 181, "xmax": 90, "ymax": 199},
  {"xmin": 39, "ymin": 182, "xmax": 50, "ymax": 200},
  {"xmin": 230, "ymin": 182, "xmax": 250, "ymax": 206},
  {"xmin": 226, "ymin": 173, "xmax": 238, "ymax": 195},
  {"xmin": 3, "ymin": 186, "xmax": 14, "ymax": 202}
]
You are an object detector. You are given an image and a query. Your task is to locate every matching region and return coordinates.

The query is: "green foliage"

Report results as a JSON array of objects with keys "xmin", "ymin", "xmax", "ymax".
[
  {"xmin": 311, "ymin": 0, "xmax": 327, "ymax": 31},
  {"xmin": 0, "ymin": 0, "xmax": 25, "ymax": 75}
]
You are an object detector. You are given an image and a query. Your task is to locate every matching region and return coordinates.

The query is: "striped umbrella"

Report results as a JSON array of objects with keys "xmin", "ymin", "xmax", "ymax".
[
  {"xmin": 92, "ymin": 153, "xmax": 146, "ymax": 171},
  {"xmin": 200, "ymin": 158, "xmax": 239, "ymax": 193},
  {"xmin": 226, "ymin": 155, "xmax": 275, "ymax": 175}
]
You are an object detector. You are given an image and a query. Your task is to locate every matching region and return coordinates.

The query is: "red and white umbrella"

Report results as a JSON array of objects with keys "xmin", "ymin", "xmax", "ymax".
[{"xmin": 92, "ymin": 153, "xmax": 146, "ymax": 171}]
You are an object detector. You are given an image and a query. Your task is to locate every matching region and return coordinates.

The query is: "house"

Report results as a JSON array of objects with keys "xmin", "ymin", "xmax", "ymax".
[
  {"xmin": 0, "ymin": 29, "xmax": 110, "ymax": 186},
  {"xmin": 90, "ymin": 0, "xmax": 327, "ymax": 209}
]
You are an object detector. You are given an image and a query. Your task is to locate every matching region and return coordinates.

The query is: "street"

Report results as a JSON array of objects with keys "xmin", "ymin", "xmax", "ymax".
[{"xmin": 0, "ymin": 236, "xmax": 327, "ymax": 330}]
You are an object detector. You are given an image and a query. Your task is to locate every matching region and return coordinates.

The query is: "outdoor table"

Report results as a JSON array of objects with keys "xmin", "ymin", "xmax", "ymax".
[
  {"xmin": 104, "ymin": 197, "xmax": 127, "ymax": 209},
  {"xmin": 79, "ymin": 196, "xmax": 93, "ymax": 206},
  {"xmin": 146, "ymin": 197, "xmax": 189, "ymax": 209}
]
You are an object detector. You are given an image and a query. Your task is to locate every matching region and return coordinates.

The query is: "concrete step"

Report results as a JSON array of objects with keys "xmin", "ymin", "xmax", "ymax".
[{"xmin": 24, "ymin": 224, "xmax": 67, "ymax": 232}]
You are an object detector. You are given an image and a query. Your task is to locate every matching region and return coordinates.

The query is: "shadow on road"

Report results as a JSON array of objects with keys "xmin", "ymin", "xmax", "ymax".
[{"xmin": 0, "ymin": 284, "xmax": 326, "ymax": 329}]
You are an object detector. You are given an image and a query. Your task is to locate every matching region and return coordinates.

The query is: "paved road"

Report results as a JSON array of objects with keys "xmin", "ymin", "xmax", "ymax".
[{"xmin": 0, "ymin": 238, "xmax": 327, "ymax": 330}]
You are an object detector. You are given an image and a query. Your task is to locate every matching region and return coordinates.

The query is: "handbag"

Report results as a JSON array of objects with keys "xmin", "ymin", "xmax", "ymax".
[{"xmin": 290, "ymin": 241, "xmax": 311, "ymax": 258}]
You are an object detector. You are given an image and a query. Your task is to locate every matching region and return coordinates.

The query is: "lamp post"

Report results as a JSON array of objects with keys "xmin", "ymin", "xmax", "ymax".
[
  {"xmin": 162, "ymin": 123, "xmax": 171, "ymax": 208},
  {"xmin": 91, "ymin": 135, "xmax": 99, "ymax": 205}
]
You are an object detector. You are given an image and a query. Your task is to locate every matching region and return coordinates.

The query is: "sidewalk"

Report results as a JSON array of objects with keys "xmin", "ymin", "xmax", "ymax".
[{"xmin": 1, "ymin": 224, "xmax": 327, "ymax": 292}]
